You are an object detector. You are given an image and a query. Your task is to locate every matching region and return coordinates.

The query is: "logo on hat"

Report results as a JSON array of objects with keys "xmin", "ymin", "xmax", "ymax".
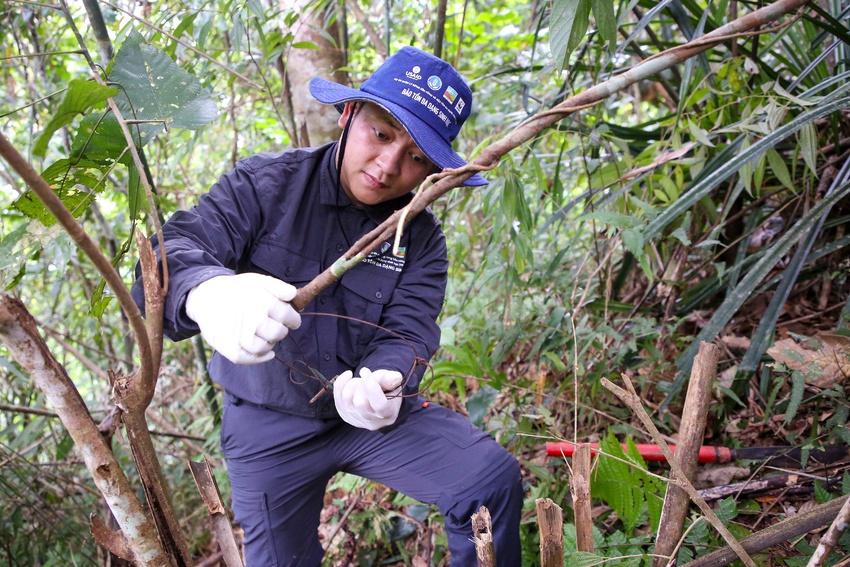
[
  {"xmin": 427, "ymin": 76, "xmax": 442, "ymax": 90},
  {"xmin": 443, "ymin": 86, "xmax": 458, "ymax": 104},
  {"xmin": 455, "ymin": 98, "xmax": 466, "ymax": 113},
  {"xmin": 406, "ymin": 66, "xmax": 422, "ymax": 80}
]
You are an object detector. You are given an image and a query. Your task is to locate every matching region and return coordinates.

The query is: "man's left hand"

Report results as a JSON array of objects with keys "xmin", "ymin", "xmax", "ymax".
[{"xmin": 333, "ymin": 368, "xmax": 403, "ymax": 430}]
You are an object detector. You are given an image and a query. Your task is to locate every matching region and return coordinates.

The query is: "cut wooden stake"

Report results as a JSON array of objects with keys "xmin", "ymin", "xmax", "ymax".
[
  {"xmin": 653, "ymin": 342, "xmax": 719, "ymax": 567},
  {"xmin": 472, "ymin": 506, "xmax": 496, "ymax": 567},
  {"xmin": 570, "ymin": 443, "xmax": 594, "ymax": 553},
  {"xmin": 536, "ymin": 498, "xmax": 565, "ymax": 567},
  {"xmin": 601, "ymin": 373, "xmax": 756, "ymax": 567},
  {"xmin": 189, "ymin": 456, "xmax": 244, "ymax": 567}
]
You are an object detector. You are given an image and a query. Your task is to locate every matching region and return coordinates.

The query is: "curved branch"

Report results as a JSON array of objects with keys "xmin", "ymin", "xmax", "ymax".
[
  {"xmin": 0, "ymin": 130, "xmax": 153, "ymax": 386},
  {"xmin": 291, "ymin": 0, "xmax": 811, "ymax": 310},
  {"xmin": 0, "ymin": 295, "xmax": 170, "ymax": 567}
]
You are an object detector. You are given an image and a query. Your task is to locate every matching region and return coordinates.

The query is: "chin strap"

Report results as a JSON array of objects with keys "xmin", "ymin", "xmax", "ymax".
[{"xmin": 336, "ymin": 104, "xmax": 357, "ymax": 183}]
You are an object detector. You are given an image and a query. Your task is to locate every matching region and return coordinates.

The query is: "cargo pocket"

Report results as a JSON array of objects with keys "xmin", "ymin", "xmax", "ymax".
[{"xmin": 230, "ymin": 489, "xmax": 279, "ymax": 566}]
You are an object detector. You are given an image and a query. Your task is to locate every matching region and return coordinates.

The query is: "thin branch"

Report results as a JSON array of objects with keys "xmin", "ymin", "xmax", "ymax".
[
  {"xmin": 0, "ymin": 49, "xmax": 85, "ymax": 59},
  {"xmin": 806, "ymin": 495, "xmax": 850, "ymax": 567},
  {"xmin": 99, "ymin": 0, "xmax": 263, "ymax": 89}
]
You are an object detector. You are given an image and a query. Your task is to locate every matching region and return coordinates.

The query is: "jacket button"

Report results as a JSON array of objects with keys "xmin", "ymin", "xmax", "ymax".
[
  {"xmin": 324, "ymin": 353, "xmax": 331, "ymax": 361},
  {"xmin": 375, "ymin": 291, "xmax": 382, "ymax": 299},
  {"xmin": 337, "ymin": 244, "xmax": 344, "ymax": 252}
]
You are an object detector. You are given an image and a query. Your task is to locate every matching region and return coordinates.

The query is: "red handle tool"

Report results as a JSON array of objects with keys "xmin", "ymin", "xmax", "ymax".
[
  {"xmin": 546, "ymin": 442, "xmax": 731, "ymax": 463},
  {"xmin": 545, "ymin": 442, "xmax": 850, "ymax": 464}
]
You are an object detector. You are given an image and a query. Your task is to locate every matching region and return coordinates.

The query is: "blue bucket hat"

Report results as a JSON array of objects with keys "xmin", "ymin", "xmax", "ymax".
[{"xmin": 309, "ymin": 46, "xmax": 487, "ymax": 187}]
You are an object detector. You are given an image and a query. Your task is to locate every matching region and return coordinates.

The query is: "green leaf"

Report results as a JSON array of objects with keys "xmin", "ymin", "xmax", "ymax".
[
  {"xmin": 55, "ymin": 432, "xmax": 74, "ymax": 461},
  {"xmin": 593, "ymin": 432, "xmax": 644, "ymax": 533},
  {"xmin": 109, "ymin": 29, "xmax": 217, "ymax": 132},
  {"xmin": 543, "ymin": 351, "xmax": 567, "ymax": 371},
  {"xmin": 798, "ymin": 122, "xmax": 818, "ymax": 174},
  {"xmin": 13, "ymin": 187, "xmax": 96, "ymax": 226},
  {"xmin": 766, "ymin": 147, "xmax": 794, "ymax": 190},
  {"xmin": 41, "ymin": 158, "xmax": 104, "ymax": 192},
  {"xmin": 71, "ymin": 112, "xmax": 138, "ymax": 163},
  {"xmin": 551, "ymin": 0, "xmax": 591, "ymax": 70},
  {"xmin": 621, "ymin": 228, "xmax": 644, "ymax": 256},
  {"xmin": 466, "ymin": 385, "xmax": 499, "ymax": 428},
  {"xmin": 590, "ymin": 0, "xmax": 616, "ymax": 47},
  {"xmin": 783, "ymin": 370, "xmax": 805, "ymax": 425},
  {"xmin": 33, "ymin": 79, "xmax": 119, "ymax": 157}
]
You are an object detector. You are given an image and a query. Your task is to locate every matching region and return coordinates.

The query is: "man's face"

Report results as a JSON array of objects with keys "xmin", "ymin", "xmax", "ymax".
[{"xmin": 337, "ymin": 102, "xmax": 435, "ymax": 206}]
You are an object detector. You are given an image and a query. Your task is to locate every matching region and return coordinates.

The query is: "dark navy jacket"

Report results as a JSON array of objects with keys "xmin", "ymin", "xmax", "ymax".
[{"xmin": 131, "ymin": 142, "xmax": 448, "ymax": 422}]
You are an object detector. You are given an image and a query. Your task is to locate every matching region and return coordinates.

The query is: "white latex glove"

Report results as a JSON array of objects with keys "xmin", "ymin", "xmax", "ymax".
[
  {"xmin": 333, "ymin": 368, "xmax": 403, "ymax": 430},
  {"xmin": 185, "ymin": 273, "xmax": 301, "ymax": 365}
]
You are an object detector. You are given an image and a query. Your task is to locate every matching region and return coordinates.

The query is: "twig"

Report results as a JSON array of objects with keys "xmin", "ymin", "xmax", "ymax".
[
  {"xmin": 601, "ymin": 373, "xmax": 756, "ymax": 567},
  {"xmin": 806, "ymin": 494, "xmax": 850, "ymax": 567},
  {"xmin": 99, "ymin": 0, "xmax": 262, "ymax": 89}
]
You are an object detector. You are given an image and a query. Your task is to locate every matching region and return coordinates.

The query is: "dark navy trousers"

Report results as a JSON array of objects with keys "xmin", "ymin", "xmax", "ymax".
[{"xmin": 221, "ymin": 393, "xmax": 523, "ymax": 566}]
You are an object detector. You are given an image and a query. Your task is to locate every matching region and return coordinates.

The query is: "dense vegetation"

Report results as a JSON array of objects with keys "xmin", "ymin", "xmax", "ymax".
[{"xmin": 1, "ymin": 0, "xmax": 848, "ymax": 565}]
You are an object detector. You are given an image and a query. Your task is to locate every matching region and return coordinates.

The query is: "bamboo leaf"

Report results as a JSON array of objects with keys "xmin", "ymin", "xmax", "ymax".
[
  {"xmin": 799, "ymin": 122, "xmax": 818, "ymax": 174},
  {"xmin": 766, "ymin": 147, "xmax": 794, "ymax": 190},
  {"xmin": 646, "ymin": 92, "xmax": 850, "ymax": 241}
]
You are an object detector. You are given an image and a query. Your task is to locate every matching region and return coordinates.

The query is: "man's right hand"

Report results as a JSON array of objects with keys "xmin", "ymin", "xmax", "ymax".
[{"xmin": 185, "ymin": 273, "xmax": 302, "ymax": 365}]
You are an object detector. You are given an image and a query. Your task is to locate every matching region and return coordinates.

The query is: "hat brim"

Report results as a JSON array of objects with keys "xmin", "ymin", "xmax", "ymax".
[{"xmin": 310, "ymin": 77, "xmax": 488, "ymax": 187}]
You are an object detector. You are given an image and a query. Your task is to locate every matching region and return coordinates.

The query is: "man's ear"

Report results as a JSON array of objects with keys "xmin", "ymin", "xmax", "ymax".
[{"xmin": 337, "ymin": 102, "xmax": 359, "ymax": 129}]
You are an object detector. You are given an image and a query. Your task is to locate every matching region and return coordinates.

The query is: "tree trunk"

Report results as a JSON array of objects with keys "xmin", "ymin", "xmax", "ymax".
[{"xmin": 279, "ymin": 0, "xmax": 348, "ymax": 147}]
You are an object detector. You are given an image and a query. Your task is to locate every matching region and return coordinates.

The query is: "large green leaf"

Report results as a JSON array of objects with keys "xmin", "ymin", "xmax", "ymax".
[
  {"xmin": 32, "ymin": 79, "xmax": 119, "ymax": 157},
  {"xmin": 109, "ymin": 29, "xmax": 218, "ymax": 132},
  {"xmin": 68, "ymin": 29, "xmax": 217, "ymax": 166},
  {"xmin": 551, "ymin": 0, "xmax": 592, "ymax": 70}
]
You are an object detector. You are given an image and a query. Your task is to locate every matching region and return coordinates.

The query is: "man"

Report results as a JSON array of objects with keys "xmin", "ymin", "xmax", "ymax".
[{"xmin": 132, "ymin": 46, "xmax": 523, "ymax": 565}]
